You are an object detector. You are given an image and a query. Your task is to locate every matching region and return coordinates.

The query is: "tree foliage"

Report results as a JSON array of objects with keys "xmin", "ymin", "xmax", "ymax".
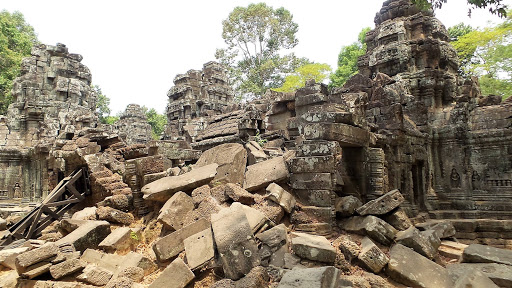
[
  {"xmin": 448, "ymin": 23, "xmax": 474, "ymax": 41},
  {"xmin": 0, "ymin": 10, "xmax": 38, "ymax": 114},
  {"xmin": 330, "ymin": 27, "xmax": 371, "ymax": 88},
  {"xmin": 274, "ymin": 63, "xmax": 331, "ymax": 92},
  {"xmin": 94, "ymin": 85, "xmax": 113, "ymax": 124},
  {"xmin": 451, "ymin": 13, "xmax": 512, "ymax": 98},
  {"xmin": 412, "ymin": 0, "xmax": 508, "ymax": 17},
  {"xmin": 143, "ymin": 107, "xmax": 167, "ymax": 140},
  {"xmin": 216, "ymin": 3, "xmax": 309, "ymax": 100}
]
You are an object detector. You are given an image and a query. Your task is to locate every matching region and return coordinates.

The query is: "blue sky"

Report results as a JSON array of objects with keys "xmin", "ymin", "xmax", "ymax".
[{"xmin": 2, "ymin": 0, "xmax": 510, "ymax": 114}]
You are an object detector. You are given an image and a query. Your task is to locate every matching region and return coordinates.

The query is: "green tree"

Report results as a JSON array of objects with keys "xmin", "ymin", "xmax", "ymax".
[
  {"xmin": 412, "ymin": 0, "xmax": 508, "ymax": 17},
  {"xmin": 448, "ymin": 23, "xmax": 474, "ymax": 41},
  {"xmin": 451, "ymin": 13, "xmax": 512, "ymax": 98},
  {"xmin": 93, "ymin": 85, "xmax": 114, "ymax": 124},
  {"xmin": 216, "ymin": 3, "xmax": 309, "ymax": 100},
  {"xmin": 0, "ymin": 10, "xmax": 38, "ymax": 114},
  {"xmin": 274, "ymin": 63, "xmax": 331, "ymax": 92},
  {"xmin": 143, "ymin": 107, "xmax": 167, "ymax": 140},
  {"xmin": 330, "ymin": 27, "xmax": 371, "ymax": 88}
]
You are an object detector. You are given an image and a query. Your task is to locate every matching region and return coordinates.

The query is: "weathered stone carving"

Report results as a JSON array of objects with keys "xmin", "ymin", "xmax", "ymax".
[{"xmin": 115, "ymin": 104, "xmax": 152, "ymax": 145}]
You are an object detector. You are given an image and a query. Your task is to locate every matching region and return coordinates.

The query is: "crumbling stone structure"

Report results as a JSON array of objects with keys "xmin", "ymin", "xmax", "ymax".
[
  {"xmin": 164, "ymin": 61, "xmax": 235, "ymax": 141},
  {"xmin": 115, "ymin": 104, "xmax": 152, "ymax": 145},
  {"xmin": 0, "ymin": 43, "xmax": 98, "ymax": 200}
]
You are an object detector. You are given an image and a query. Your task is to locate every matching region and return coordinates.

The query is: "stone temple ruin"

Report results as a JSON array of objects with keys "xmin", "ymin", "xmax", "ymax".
[{"xmin": 0, "ymin": 0, "xmax": 512, "ymax": 287}]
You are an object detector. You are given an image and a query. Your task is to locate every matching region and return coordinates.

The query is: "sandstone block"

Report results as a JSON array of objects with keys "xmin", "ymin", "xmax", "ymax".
[
  {"xmin": 291, "ymin": 232, "xmax": 336, "ymax": 263},
  {"xmin": 384, "ymin": 208, "xmax": 412, "ymax": 231},
  {"xmin": 356, "ymin": 189, "xmax": 404, "ymax": 215},
  {"xmin": 77, "ymin": 264, "xmax": 113, "ymax": 286},
  {"xmin": 71, "ymin": 207, "xmax": 97, "ymax": 220},
  {"xmin": 15, "ymin": 243, "xmax": 58, "ymax": 274},
  {"xmin": 225, "ymin": 183, "xmax": 255, "ymax": 204},
  {"xmin": 266, "ymin": 183, "xmax": 296, "ymax": 213},
  {"xmin": 288, "ymin": 156, "xmax": 336, "ymax": 173},
  {"xmin": 153, "ymin": 218, "xmax": 210, "ymax": 262},
  {"xmin": 244, "ymin": 156, "xmax": 289, "ymax": 192},
  {"xmin": 157, "ymin": 191, "xmax": 194, "ymax": 230},
  {"xmin": 59, "ymin": 219, "xmax": 88, "ymax": 234},
  {"xmin": 447, "ymin": 263, "xmax": 512, "ymax": 287},
  {"xmin": 96, "ymin": 206, "xmax": 134, "ymax": 225},
  {"xmin": 142, "ymin": 163, "xmax": 218, "ymax": 202},
  {"xmin": 290, "ymin": 173, "xmax": 333, "ymax": 190},
  {"xmin": 463, "ymin": 244, "xmax": 512, "ymax": 266},
  {"xmin": 233, "ymin": 202, "xmax": 268, "ymax": 233},
  {"xmin": 335, "ymin": 196, "xmax": 363, "ymax": 217},
  {"xmin": 50, "ymin": 258, "xmax": 86, "ymax": 279},
  {"xmin": 296, "ymin": 140, "xmax": 340, "ymax": 157},
  {"xmin": 387, "ymin": 244, "xmax": 453, "ymax": 288},
  {"xmin": 20, "ymin": 262, "xmax": 52, "ymax": 279},
  {"xmin": 358, "ymin": 237, "xmax": 389, "ymax": 273},
  {"xmin": 196, "ymin": 143, "xmax": 247, "ymax": 185},
  {"xmin": 184, "ymin": 228, "xmax": 214, "ymax": 270},
  {"xmin": 277, "ymin": 266, "xmax": 340, "ymax": 288},
  {"xmin": 98, "ymin": 227, "xmax": 135, "ymax": 253},
  {"xmin": 336, "ymin": 235, "xmax": 360, "ymax": 262},
  {"xmin": 211, "ymin": 205, "xmax": 260, "ymax": 280},
  {"xmin": 453, "ymin": 270, "xmax": 499, "ymax": 288},
  {"xmin": 0, "ymin": 246, "xmax": 29, "ymax": 269},
  {"xmin": 148, "ymin": 258, "xmax": 194, "ymax": 288},
  {"xmin": 342, "ymin": 216, "xmax": 397, "ymax": 246},
  {"xmin": 56, "ymin": 221, "xmax": 111, "ymax": 252},
  {"xmin": 302, "ymin": 122, "xmax": 370, "ymax": 147},
  {"xmin": 118, "ymin": 266, "xmax": 144, "ymax": 283},
  {"xmin": 396, "ymin": 226, "xmax": 437, "ymax": 259}
]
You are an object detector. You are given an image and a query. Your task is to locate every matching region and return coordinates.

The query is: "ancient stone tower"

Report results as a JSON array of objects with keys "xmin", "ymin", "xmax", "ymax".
[{"xmin": 115, "ymin": 104, "xmax": 152, "ymax": 145}]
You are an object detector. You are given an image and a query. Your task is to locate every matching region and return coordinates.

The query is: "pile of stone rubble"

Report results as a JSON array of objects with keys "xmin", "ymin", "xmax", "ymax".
[{"xmin": 1, "ymin": 142, "xmax": 511, "ymax": 288}]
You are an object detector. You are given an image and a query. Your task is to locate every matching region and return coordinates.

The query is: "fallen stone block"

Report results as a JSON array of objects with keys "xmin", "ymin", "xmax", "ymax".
[
  {"xmin": 246, "ymin": 141, "xmax": 268, "ymax": 165},
  {"xmin": 153, "ymin": 218, "xmax": 210, "ymax": 262},
  {"xmin": 291, "ymin": 232, "xmax": 336, "ymax": 263},
  {"xmin": 225, "ymin": 183, "xmax": 255, "ymax": 205},
  {"xmin": 157, "ymin": 191, "xmax": 194, "ymax": 230},
  {"xmin": 252, "ymin": 198, "xmax": 284, "ymax": 224},
  {"xmin": 106, "ymin": 276, "xmax": 133, "ymax": 288},
  {"xmin": 383, "ymin": 208, "xmax": 413, "ymax": 231},
  {"xmin": 96, "ymin": 206, "xmax": 134, "ymax": 225},
  {"xmin": 97, "ymin": 194, "xmax": 132, "ymax": 212},
  {"xmin": 233, "ymin": 202, "xmax": 269, "ymax": 233},
  {"xmin": 358, "ymin": 237, "xmax": 388, "ymax": 273},
  {"xmin": 356, "ymin": 189, "xmax": 404, "ymax": 216},
  {"xmin": 191, "ymin": 185, "xmax": 212, "ymax": 205},
  {"xmin": 142, "ymin": 163, "xmax": 218, "ymax": 202},
  {"xmin": 336, "ymin": 235, "xmax": 360, "ymax": 263},
  {"xmin": 80, "ymin": 249, "xmax": 156, "ymax": 277},
  {"xmin": 98, "ymin": 227, "xmax": 135, "ymax": 253},
  {"xmin": 0, "ymin": 246, "xmax": 29, "ymax": 269},
  {"xmin": 148, "ymin": 258, "xmax": 194, "ymax": 288},
  {"xmin": 235, "ymin": 266, "xmax": 270, "ymax": 288},
  {"xmin": 59, "ymin": 219, "xmax": 88, "ymax": 234},
  {"xmin": 50, "ymin": 258, "xmax": 86, "ymax": 279},
  {"xmin": 56, "ymin": 221, "xmax": 111, "ymax": 252},
  {"xmin": 277, "ymin": 266, "xmax": 340, "ymax": 288},
  {"xmin": 454, "ymin": 270, "xmax": 499, "ymax": 288},
  {"xmin": 438, "ymin": 241, "xmax": 467, "ymax": 260},
  {"xmin": 72, "ymin": 207, "xmax": 97, "ymax": 220},
  {"xmin": 266, "ymin": 183, "xmax": 296, "ymax": 213},
  {"xmin": 118, "ymin": 266, "xmax": 144, "ymax": 283},
  {"xmin": 335, "ymin": 196, "xmax": 362, "ymax": 217},
  {"xmin": 416, "ymin": 220, "xmax": 456, "ymax": 239},
  {"xmin": 387, "ymin": 244, "xmax": 453, "ymax": 288},
  {"xmin": 396, "ymin": 226, "xmax": 437, "ymax": 259},
  {"xmin": 342, "ymin": 216, "xmax": 397, "ymax": 246},
  {"xmin": 15, "ymin": 243, "xmax": 58, "ymax": 274},
  {"xmin": 244, "ymin": 156, "xmax": 289, "ymax": 192},
  {"xmin": 77, "ymin": 264, "xmax": 114, "ymax": 286},
  {"xmin": 257, "ymin": 224, "xmax": 288, "ymax": 266},
  {"xmin": 184, "ymin": 228, "xmax": 214, "ymax": 270},
  {"xmin": 463, "ymin": 243, "xmax": 512, "ymax": 266},
  {"xmin": 211, "ymin": 205, "xmax": 260, "ymax": 280},
  {"xmin": 196, "ymin": 143, "xmax": 247, "ymax": 185},
  {"xmin": 447, "ymin": 263, "xmax": 512, "ymax": 287},
  {"xmin": 0, "ymin": 270, "xmax": 18, "ymax": 288},
  {"xmin": 20, "ymin": 261, "xmax": 52, "ymax": 279}
]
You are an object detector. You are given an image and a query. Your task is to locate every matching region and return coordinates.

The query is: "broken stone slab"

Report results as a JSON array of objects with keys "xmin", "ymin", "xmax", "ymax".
[
  {"xmin": 416, "ymin": 220, "xmax": 456, "ymax": 239},
  {"xmin": 72, "ymin": 207, "xmax": 98, "ymax": 220},
  {"xmin": 0, "ymin": 217, "xmax": 7, "ymax": 230},
  {"xmin": 233, "ymin": 266, "xmax": 270, "ymax": 288},
  {"xmin": 256, "ymin": 224, "xmax": 288, "ymax": 252},
  {"xmin": 356, "ymin": 189, "xmax": 404, "ymax": 216},
  {"xmin": 153, "ymin": 218, "xmax": 210, "ymax": 262},
  {"xmin": 97, "ymin": 194, "xmax": 132, "ymax": 212},
  {"xmin": 106, "ymin": 276, "xmax": 133, "ymax": 288},
  {"xmin": 277, "ymin": 266, "xmax": 340, "ymax": 288},
  {"xmin": 453, "ymin": 270, "xmax": 499, "ymax": 288},
  {"xmin": 342, "ymin": 216, "xmax": 397, "ymax": 246},
  {"xmin": 77, "ymin": 264, "xmax": 114, "ymax": 286},
  {"xmin": 184, "ymin": 227, "xmax": 214, "ymax": 270},
  {"xmin": 15, "ymin": 243, "xmax": 58, "ymax": 274},
  {"xmin": 157, "ymin": 191, "xmax": 194, "ymax": 230},
  {"xmin": 20, "ymin": 261, "xmax": 52, "ymax": 279},
  {"xmin": 50, "ymin": 258, "xmax": 86, "ymax": 279},
  {"xmin": 335, "ymin": 196, "xmax": 362, "ymax": 217},
  {"xmin": 118, "ymin": 266, "xmax": 144, "ymax": 283},
  {"xmin": 211, "ymin": 205, "xmax": 260, "ymax": 280},
  {"xmin": 196, "ymin": 143, "xmax": 247, "ymax": 186},
  {"xmin": 142, "ymin": 163, "xmax": 219, "ymax": 202},
  {"xmin": 447, "ymin": 263, "xmax": 512, "ymax": 287},
  {"xmin": 96, "ymin": 206, "xmax": 134, "ymax": 226},
  {"xmin": 266, "ymin": 183, "xmax": 296, "ymax": 213},
  {"xmin": 336, "ymin": 234, "xmax": 360, "ymax": 264},
  {"xmin": 98, "ymin": 227, "xmax": 136, "ymax": 253},
  {"xmin": 80, "ymin": 249, "xmax": 156, "ymax": 277},
  {"xmin": 395, "ymin": 226, "xmax": 437, "ymax": 259},
  {"xmin": 0, "ymin": 246, "xmax": 29, "ymax": 269},
  {"xmin": 291, "ymin": 232, "xmax": 336, "ymax": 263},
  {"xmin": 383, "ymin": 208, "xmax": 413, "ymax": 231},
  {"xmin": 225, "ymin": 183, "xmax": 255, "ymax": 205},
  {"xmin": 439, "ymin": 241, "xmax": 467, "ymax": 260},
  {"xmin": 233, "ymin": 202, "xmax": 269, "ymax": 233},
  {"xmin": 148, "ymin": 257, "xmax": 194, "ymax": 288},
  {"xmin": 358, "ymin": 237, "xmax": 389, "ymax": 273},
  {"xmin": 0, "ymin": 270, "xmax": 18, "ymax": 288},
  {"xmin": 244, "ymin": 156, "xmax": 289, "ymax": 192},
  {"xmin": 246, "ymin": 141, "xmax": 268, "ymax": 165},
  {"xmin": 56, "ymin": 220, "xmax": 111, "ymax": 252},
  {"xmin": 387, "ymin": 244, "xmax": 453, "ymax": 288},
  {"xmin": 462, "ymin": 243, "xmax": 512, "ymax": 266},
  {"xmin": 59, "ymin": 219, "xmax": 88, "ymax": 234}
]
